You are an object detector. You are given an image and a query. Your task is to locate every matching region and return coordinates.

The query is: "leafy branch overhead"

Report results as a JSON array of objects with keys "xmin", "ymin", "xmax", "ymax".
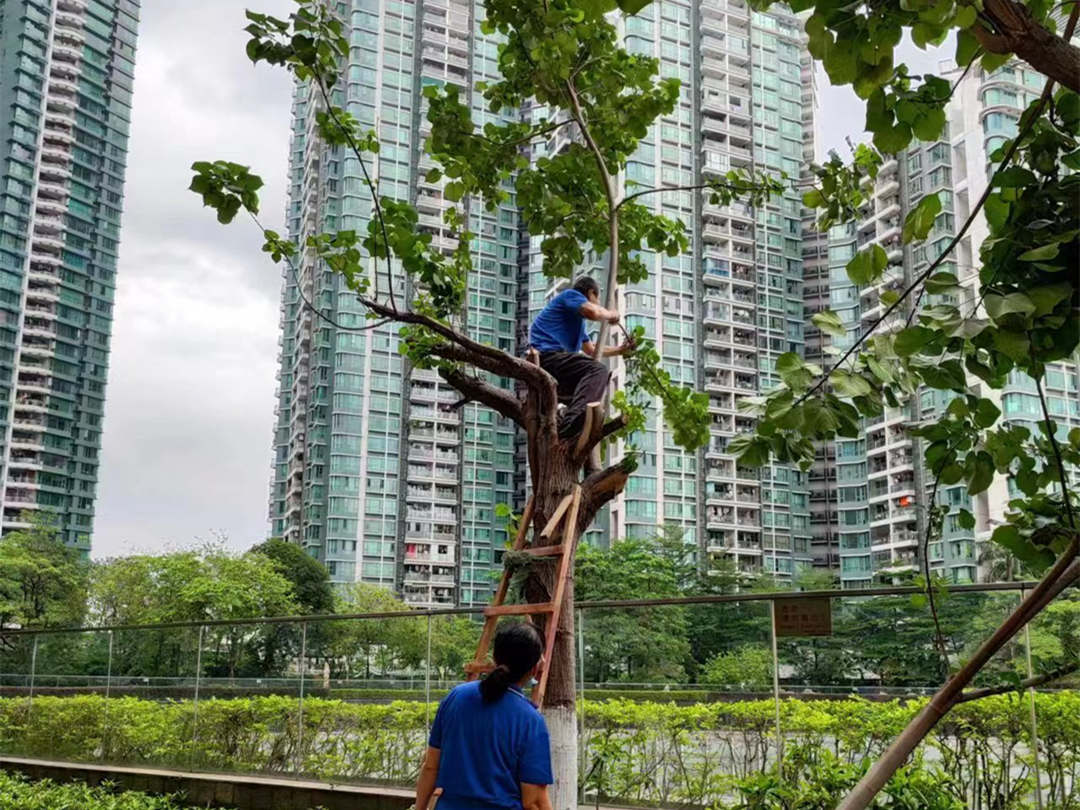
[{"xmin": 191, "ymin": 0, "xmax": 786, "ymax": 456}]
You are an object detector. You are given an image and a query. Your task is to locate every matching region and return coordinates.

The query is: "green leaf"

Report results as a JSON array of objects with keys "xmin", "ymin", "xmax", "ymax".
[
  {"xmin": 958, "ymin": 508, "xmax": 976, "ymax": 530},
  {"xmin": 985, "ymin": 292, "xmax": 1036, "ymax": 322},
  {"xmin": 728, "ymin": 433, "xmax": 772, "ymax": 467},
  {"xmin": 991, "ymin": 525, "xmax": 1055, "ymax": 574},
  {"xmin": 918, "ymin": 359, "xmax": 966, "ymax": 390},
  {"xmin": 894, "ymin": 326, "xmax": 936, "ymax": 356},
  {"xmin": 1027, "ymin": 283, "xmax": 1073, "ymax": 317},
  {"xmin": 924, "ymin": 272, "xmax": 962, "ymax": 295},
  {"xmin": 974, "ymin": 398, "xmax": 1001, "ymax": 428},
  {"xmin": 616, "ymin": 0, "xmax": 653, "ymax": 14},
  {"xmin": 984, "ymin": 195, "xmax": 1009, "ymax": 232},
  {"xmin": 956, "ymin": 29, "xmax": 979, "ymax": 67},
  {"xmin": 776, "ymin": 352, "xmax": 814, "ymax": 392},
  {"xmin": 903, "ymin": 194, "xmax": 942, "ymax": 243},
  {"xmin": 811, "ymin": 310, "xmax": 847, "ymax": 338},
  {"xmin": 966, "ymin": 451, "xmax": 995, "ymax": 495},
  {"xmin": 846, "ymin": 244, "xmax": 888, "ymax": 285},
  {"xmin": 992, "ymin": 329, "xmax": 1030, "ymax": 362},
  {"xmin": 1017, "ymin": 243, "xmax": 1060, "ymax": 262},
  {"xmin": 829, "ymin": 369, "xmax": 873, "ymax": 398}
]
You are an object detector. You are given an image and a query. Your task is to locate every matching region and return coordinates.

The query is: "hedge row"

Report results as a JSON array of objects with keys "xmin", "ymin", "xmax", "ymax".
[{"xmin": 0, "ymin": 693, "xmax": 1076, "ymax": 807}]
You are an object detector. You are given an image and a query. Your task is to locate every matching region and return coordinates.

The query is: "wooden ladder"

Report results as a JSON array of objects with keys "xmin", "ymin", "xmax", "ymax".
[{"xmin": 464, "ymin": 485, "xmax": 582, "ymax": 708}]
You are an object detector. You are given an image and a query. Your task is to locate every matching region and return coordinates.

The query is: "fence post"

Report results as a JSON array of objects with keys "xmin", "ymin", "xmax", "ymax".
[
  {"xmin": 425, "ymin": 614, "xmax": 433, "ymax": 736},
  {"xmin": 295, "ymin": 621, "xmax": 308, "ymax": 775},
  {"xmin": 27, "ymin": 636, "xmax": 38, "ymax": 718},
  {"xmin": 191, "ymin": 625, "xmax": 204, "ymax": 769},
  {"xmin": 102, "ymin": 630, "xmax": 114, "ymax": 760},
  {"xmin": 769, "ymin": 600, "xmax": 783, "ymax": 779},
  {"xmin": 1022, "ymin": 587, "xmax": 1044, "ymax": 810}
]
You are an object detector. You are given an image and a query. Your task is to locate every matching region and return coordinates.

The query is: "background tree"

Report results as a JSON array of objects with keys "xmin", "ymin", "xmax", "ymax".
[
  {"xmin": 575, "ymin": 537, "xmax": 690, "ymax": 683},
  {"xmin": 0, "ymin": 512, "xmax": 86, "ymax": 634},
  {"xmin": 327, "ymin": 582, "xmax": 426, "ymax": 679},
  {"xmin": 249, "ymin": 538, "xmax": 336, "ymax": 675},
  {"xmin": 90, "ymin": 547, "xmax": 298, "ymax": 678}
]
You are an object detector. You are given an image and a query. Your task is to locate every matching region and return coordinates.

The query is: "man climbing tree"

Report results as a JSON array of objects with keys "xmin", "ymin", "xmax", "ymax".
[{"xmin": 527, "ymin": 276, "xmax": 632, "ymax": 442}]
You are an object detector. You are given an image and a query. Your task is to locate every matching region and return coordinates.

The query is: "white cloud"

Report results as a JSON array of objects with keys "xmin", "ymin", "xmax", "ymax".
[{"xmin": 93, "ymin": 0, "xmax": 294, "ymax": 558}]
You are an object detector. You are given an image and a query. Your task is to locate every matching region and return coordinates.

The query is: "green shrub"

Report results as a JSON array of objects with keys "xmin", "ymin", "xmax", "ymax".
[
  {"xmin": 0, "ymin": 770, "xmax": 216, "ymax": 809},
  {"xmin": 0, "ymin": 692, "xmax": 1075, "ymax": 808}
]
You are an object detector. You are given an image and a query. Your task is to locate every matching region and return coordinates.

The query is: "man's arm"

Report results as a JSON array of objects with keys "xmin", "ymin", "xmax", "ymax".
[
  {"xmin": 521, "ymin": 783, "xmax": 553, "ymax": 810},
  {"xmin": 579, "ymin": 300, "xmax": 619, "ymax": 324},
  {"xmin": 582, "ymin": 340, "xmax": 632, "ymax": 358},
  {"xmin": 415, "ymin": 747, "xmax": 440, "ymax": 810}
]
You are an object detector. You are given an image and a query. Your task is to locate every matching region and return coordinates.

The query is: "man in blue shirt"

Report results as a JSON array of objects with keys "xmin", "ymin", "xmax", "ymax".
[{"xmin": 528, "ymin": 276, "xmax": 632, "ymax": 440}]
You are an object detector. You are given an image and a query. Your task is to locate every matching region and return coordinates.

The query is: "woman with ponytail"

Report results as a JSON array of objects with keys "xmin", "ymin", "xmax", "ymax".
[{"xmin": 415, "ymin": 622, "xmax": 553, "ymax": 810}]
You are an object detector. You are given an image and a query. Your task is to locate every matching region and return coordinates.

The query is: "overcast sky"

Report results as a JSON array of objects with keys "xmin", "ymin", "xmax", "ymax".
[{"xmin": 90, "ymin": 3, "xmax": 948, "ymax": 559}]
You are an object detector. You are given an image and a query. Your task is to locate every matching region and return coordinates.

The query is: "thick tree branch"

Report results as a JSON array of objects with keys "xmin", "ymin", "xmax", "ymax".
[
  {"xmin": 436, "ymin": 367, "xmax": 524, "ymax": 425},
  {"xmin": 361, "ymin": 297, "xmax": 557, "ymax": 413},
  {"xmin": 972, "ymin": 0, "xmax": 1080, "ymax": 93},
  {"xmin": 956, "ymin": 661, "xmax": 1080, "ymax": 704},
  {"xmin": 437, "ymin": 366, "xmax": 523, "ymax": 425}
]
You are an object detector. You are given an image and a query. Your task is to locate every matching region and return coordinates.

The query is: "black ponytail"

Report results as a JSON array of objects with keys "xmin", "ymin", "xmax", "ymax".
[{"xmin": 479, "ymin": 622, "xmax": 543, "ymax": 703}]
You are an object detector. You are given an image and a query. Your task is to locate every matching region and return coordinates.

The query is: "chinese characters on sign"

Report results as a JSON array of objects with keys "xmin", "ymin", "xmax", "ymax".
[{"xmin": 773, "ymin": 597, "xmax": 833, "ymax": 637}]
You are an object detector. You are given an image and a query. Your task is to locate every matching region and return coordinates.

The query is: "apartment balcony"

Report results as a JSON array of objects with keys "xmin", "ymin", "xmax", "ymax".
[
  {"xmin": 49, "ymin": 77, "xmax": 79, "ymax": 97},
  {"xmin": 36, "ymin": 179, "xmax": 68, "ymax": 201},
  {"xmin": 51, "ymin": 42, "xmax": 82, "ymax": 65}
]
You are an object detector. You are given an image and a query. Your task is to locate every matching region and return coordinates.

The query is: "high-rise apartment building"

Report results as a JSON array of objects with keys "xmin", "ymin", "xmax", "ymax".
[
  {"xmin": 602, "ymin": 0, "xmax": 815, "ymax": 580},
  {"xmin": 806, "ymin": 59, "xmax": 1080, "ymax": 586},
  {"xmin": 272, "ymin": 0, "xmax": 822, "ymax": 601},
  {"xmin": 0, "ymin": 0, "xmax": 138, "ymax": 551},
  {"xmin": 270, "ymin": 0, "xmax": 518, "ymax": 608}
]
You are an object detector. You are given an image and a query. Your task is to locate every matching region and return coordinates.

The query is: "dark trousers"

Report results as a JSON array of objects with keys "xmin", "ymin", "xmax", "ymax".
[{"xmin": 538, "ymin": 351, "xmax": 609, "ymax": 439}]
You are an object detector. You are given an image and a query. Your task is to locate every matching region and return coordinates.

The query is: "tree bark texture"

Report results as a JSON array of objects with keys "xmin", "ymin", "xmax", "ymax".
[{"xmin": 972, "ymin": 0, "xmax": 1080, "ymax": 94}]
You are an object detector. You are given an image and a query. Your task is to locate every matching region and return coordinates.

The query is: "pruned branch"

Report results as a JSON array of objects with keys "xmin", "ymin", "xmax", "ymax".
[
  {"xmin": 580, "ymin": 458, "xmax": 633, "ymax": 519},
  {"xmin": 437, "ymin": 366, "xmax": 523, "ymax": 425},
  {"xmin": 956, "ymin": 662, "xmax": 1080, "ymax": 704},
  {"xmin": 838, "ymin": 551, "xmax": 1080, "ymax": 808}
]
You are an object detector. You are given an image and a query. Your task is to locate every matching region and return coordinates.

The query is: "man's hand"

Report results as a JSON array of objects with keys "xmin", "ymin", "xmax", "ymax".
[
  {"xmin": 606, "ymin": 310, "xmax": 620, "ymax": 325},
  {"xmin": 619, "ymin": 335, "xmax": 636, "ymax": 355}
]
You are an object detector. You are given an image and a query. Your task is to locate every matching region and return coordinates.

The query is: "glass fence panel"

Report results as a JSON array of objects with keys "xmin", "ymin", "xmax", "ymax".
[
  {"xmin": 0, "ymin": 633, "xmax": 45, "ymax": 759},
  {"xmin": 579, "ymin": 600, "xmax": 774, "ymax": 807},
  {"xmin": 102, "ymin": 624, "xmax": 204, "ymax": 770}
]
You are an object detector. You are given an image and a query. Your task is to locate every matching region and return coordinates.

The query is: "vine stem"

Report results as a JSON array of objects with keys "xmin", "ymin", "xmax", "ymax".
[
  {"xmin": 795, "ymin": 64, "xmax": 1060, "ymax": 412},
  {"xmin": 921, "ymin": 470, "xmax": 950, "ymax": 679},
  {"xmin": 315, "ymin": 80, "xmax": 398, "ymax": 313},
  {"xmin": 250, "ymin": 213, "xmax": 390, "ymax": 334},
  {"xmin": 1034, "ymin": 374, "xmax": 1076, "ymax": 528}
]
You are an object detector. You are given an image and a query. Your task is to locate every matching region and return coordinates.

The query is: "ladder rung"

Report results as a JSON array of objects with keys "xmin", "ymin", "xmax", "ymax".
[
  {"xmin": 522, "ymin": 544, "xmax": 564, "ymax": 557},
  {"xmin": 464, "ymin": 661, "xmax": 495, "ymax": 674},
  {"xmin": 484, "ymin": 602, "xmax": 555, "ymax": 617}
]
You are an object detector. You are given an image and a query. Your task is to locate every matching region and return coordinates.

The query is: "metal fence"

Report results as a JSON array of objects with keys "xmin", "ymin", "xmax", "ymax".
[{"xmin": 0, "ymin": 581, "xmax": 1070, "ymax": 807}]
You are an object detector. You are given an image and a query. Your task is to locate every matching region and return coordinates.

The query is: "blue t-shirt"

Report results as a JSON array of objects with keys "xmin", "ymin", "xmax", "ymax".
[
  {"xmin": 429, "ymin": 681, "xmax": 553, "ymax": 809},
  {"xmin": 529, "ymin": 289, "xmax": 590, "ymax": 354}
]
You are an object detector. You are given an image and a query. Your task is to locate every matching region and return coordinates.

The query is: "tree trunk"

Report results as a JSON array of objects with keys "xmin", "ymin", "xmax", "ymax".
[{"xmin": 523, "ymin": 441, "xmax": 582, "ymax": 810}]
